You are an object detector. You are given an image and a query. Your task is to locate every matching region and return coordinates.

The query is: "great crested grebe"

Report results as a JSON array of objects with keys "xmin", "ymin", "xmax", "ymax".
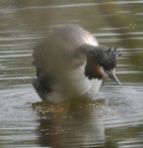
[{"xmin": 32, "ymin": 24, "xmax": 121, "ymax": 103}]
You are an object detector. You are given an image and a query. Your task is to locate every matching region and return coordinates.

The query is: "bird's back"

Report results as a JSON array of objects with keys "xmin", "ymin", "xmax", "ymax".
[{"xmin": 51, "ymin": 25, "xmax": 98, "ymax": 50}]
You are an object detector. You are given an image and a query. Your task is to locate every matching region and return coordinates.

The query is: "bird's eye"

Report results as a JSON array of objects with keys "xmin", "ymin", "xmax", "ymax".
[{"xmin": 102, "ymin": 61, "xmax": 116, "ymax": 72}]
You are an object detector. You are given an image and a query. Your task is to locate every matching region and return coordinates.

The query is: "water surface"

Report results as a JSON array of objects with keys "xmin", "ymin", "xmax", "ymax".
[{"xmin": 0, "ymin": 0, "xmax": 143, "ymax": 147}]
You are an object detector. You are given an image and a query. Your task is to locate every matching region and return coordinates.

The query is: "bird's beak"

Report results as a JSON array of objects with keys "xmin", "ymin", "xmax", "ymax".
[{"xmin": 107, "ymin": 69, "xmax": 121, "ymax": 86}]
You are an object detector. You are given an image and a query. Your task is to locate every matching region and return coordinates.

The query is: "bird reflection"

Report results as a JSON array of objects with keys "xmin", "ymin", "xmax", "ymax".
[{"xmin": 37, "ymin": 107, "xmax": 105, "ymax": 147}]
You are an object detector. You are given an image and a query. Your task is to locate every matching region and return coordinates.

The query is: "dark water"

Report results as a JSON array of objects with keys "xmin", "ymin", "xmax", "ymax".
[{"xmin": 0, "ymin": 0, "xmax": 143, "ymax": 147}]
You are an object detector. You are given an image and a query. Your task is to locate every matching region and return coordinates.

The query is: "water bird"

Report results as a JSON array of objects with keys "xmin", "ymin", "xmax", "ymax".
[{"xmin": 32, "ymin": 25, "xmax": 121, "ymax": 103}]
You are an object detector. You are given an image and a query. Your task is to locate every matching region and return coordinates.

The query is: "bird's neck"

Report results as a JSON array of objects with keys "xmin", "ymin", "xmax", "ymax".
[
  {"xmin": 69, "ymin": 62, "xmax": 103, "ymax": 98},
  {"xmin": 84, "ymin": 58, "xmax": 102, "ymax": 80}
]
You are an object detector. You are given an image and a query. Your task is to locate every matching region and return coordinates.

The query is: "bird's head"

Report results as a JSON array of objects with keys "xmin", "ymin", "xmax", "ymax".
[{"xmin": 84, "ymin": 45, "xmax": 121, "ymax": 85}]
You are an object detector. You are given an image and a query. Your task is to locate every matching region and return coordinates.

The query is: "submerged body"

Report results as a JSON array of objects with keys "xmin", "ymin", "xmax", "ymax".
[{"xmin": 32, "ymin": 25, "xmax": 121, "ymax": 103}]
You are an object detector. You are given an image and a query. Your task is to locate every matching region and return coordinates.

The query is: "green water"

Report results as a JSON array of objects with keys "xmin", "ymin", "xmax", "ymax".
[{"xmin": 0, "ymin": 0, "xmax": 143, "ymax": 147}]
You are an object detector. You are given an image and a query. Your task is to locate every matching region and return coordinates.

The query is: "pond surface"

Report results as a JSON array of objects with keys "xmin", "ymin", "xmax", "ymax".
[{"xmin": 0, "ymin": 0, "xmax": 143, "ymax": 147}]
